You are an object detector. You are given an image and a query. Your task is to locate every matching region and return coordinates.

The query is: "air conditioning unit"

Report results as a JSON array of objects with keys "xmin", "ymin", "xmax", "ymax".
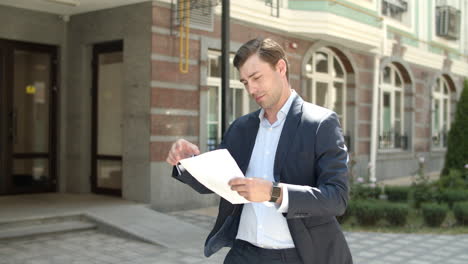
[
  {"xmin": 173, "ymin": 0, "xmax": 217, "ymax": 32},
  {"xmin": 382, "ymin": 0, "xmax": 408, "ymax": 14},
  {"xmin": 436, "ymin": 6, "xmax": 461, "ymax": 40}
]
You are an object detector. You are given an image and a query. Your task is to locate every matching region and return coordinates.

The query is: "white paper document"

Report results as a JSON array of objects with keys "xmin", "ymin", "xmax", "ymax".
[{"xmin": 179, "ymin": 149, "xmax": 250, "ymax": 204}]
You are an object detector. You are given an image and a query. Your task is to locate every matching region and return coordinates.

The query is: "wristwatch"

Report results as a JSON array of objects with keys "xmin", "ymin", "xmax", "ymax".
[{"xmin": 269, "ymin": 182, "xmax": 281, "ymax": 203}]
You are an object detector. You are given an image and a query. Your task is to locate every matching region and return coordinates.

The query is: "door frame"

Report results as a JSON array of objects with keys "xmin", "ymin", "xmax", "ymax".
[
  {"xmin": 0, "ymin": 39, "xmax": 58, "ymax": 194},
  {"xmin": 91, "ymin": 40, "xmax": 123, "ymax": 196}
]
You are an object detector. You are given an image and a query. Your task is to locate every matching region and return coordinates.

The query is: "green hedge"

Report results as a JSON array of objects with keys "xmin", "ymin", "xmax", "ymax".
[
  {"xmin": 385, "ymin": 186, "xmax": 411, "ymax": 202},
  {"xmin": 421, "ymin": 203, "xmax": 449, "ymax": 227},
  {"xmin": 384, "ymin": 203, "xmax": 409, "ymax": 226},
  {"xmin": 437, "ymin": 189, "xmax": 468, "ymax": 208},
  {"xmin": 453, "ymin": 202, "xmax": 468, "ymax": 226},
  {"xmin": 412, "ymin": 185, "xmax": 437, "ymax": 208},
  {"xmin": 353, "ymin": 200, "xmax": 386, "ymax": 226},
  {"xmin": 337, "ymin": 200, "xmax": 355, "ymax": 223},
  {"xmin": 351, "ymin": 185, "xmax": 381, "ymax": 200}
]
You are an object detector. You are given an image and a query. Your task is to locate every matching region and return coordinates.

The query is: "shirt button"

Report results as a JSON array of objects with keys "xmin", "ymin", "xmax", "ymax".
[
  {"xmin": 266, "ymin": 151, "xmax": 270, "ymax": 155},
  {"xmin": 268, "ymin": 127, "xmax": 272, "ymax": 131}
]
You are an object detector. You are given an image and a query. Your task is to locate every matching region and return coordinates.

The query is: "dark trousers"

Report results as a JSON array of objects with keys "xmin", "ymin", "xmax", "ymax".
[{"xmin": 224, "ymin": 239, "xmax": 302, "ymax": 264}]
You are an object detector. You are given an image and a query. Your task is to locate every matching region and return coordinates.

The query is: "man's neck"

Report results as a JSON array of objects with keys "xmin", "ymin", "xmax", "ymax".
[{"xmin": 264, "ymin": 88, "xmax": 292, "ymax": 124}]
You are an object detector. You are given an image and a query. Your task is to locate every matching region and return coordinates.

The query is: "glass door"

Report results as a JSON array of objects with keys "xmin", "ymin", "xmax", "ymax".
[
  {"xmin": 91, "ymin": 41, "xmax": 123, "ymax": 196},
  {"xmin": 1, "ymin": 40, "xmax": 58, "ymax": 194}
]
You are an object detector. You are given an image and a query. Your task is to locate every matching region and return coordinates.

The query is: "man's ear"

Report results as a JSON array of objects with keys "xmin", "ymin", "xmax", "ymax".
[{"xmin": 276, "ymin": 59, "xmax": 287, "ymax": 77}]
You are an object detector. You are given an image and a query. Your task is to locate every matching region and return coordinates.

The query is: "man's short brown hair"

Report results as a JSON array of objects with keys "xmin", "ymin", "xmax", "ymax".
[{"xmin": 233, "ymin": 38, "xmax": 289, "ymax": 80}]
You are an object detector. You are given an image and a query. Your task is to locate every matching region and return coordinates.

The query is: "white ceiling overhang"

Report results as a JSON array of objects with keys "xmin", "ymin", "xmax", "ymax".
[{"xmin": 0, "ymin": 0, "xmax": 151, "ymax": 16}]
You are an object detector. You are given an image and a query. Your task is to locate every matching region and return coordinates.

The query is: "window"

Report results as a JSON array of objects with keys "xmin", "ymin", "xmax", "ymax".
[
  {"xmin": 382, "ymin": 0, "xmax": 411, "ymax": 26},
  {"xmin": 206, "ymin": 50, "xmax": 251, "ymax": 151},
  {"xmin": 304, "ymin": 48, "xmax": 346, "ymax": 130},
  {"xmin": 432, "ymin": 77, "xmax": 451, "ymax": 148},
  {"xmin": 379, "ymin": 64, "xmax": 406, "ymax": 149}
]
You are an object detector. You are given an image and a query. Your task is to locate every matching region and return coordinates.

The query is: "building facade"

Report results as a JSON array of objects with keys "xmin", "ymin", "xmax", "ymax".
[{"xmin": 0, "ymin": 0, "xmax": 466, "ymax": 211}]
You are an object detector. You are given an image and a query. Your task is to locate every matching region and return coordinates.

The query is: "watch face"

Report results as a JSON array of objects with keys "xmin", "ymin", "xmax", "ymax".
[{"xmin": 272, "ymin": 186, "xmax": 281, "ymax": 198}]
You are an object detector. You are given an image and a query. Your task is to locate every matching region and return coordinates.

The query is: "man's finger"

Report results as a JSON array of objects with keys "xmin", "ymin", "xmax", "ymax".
[{"xmin": 228, "ymin": 178, "xmax": 247, "ymax": 186}]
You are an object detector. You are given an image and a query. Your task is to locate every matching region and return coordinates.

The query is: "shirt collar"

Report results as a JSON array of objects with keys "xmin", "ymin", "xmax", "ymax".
[{"xmin": 258, "ymin": 89, "xmax": 297, "ymax": 124}]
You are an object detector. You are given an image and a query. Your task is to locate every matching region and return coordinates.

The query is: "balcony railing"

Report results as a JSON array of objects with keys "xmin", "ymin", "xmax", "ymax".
[
  {"xmin": 379, "ymin": 131, "xmax": 409, "ymax": 150},
  {"xmin": 432, "ymin": 131, "xmax": 448, "ymax": 148}
]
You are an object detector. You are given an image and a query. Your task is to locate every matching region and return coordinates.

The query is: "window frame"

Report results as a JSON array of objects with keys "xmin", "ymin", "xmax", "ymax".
[
  {"xmin": 379, "ymin": 64, "xmax": 405, "ymax": 150},
  {"xmin": 205, "ymin": 50, "xmax": 250, "ymax": 150},
  {"xmin": 431, "ymin": 76, "xmax": 451, "ymax": 150},
  {"xmin": 304, "ymin": 47, "xmax": 347, "ymax": 131}
]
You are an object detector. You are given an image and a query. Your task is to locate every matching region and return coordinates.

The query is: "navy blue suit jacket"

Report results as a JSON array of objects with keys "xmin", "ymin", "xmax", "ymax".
[{"xmin": 173, "ymin": 95, "xmax": 353, "ymax": 264}]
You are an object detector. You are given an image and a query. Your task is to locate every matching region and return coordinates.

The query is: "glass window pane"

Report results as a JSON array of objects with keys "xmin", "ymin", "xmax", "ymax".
[
  {"xmin": 333, "ymin": 82, "xmax": 343, "ymax": 115},
  {"xmin": 13, "ymin": 50, "xmax": 50, "ymax": 153},
  {"xmin": 305, "ymin": 78, "xmax": 312, "ymax": 102},
  {"xmin": 209, "ymin": 55, "xmax": 221, "ymax": 78},
  {"xmin": 443, "ymin": 83, "xmax": 449, "ymax": 95},
  {"xmin": 443, "ymin": 99, "xmax": 448, "ymax": 132},
  {"xmin": 97, "ymin": 160, "xmax": 122, "ymax": 190},
  {"xmin": 394, "ymin": 120, "xmax": 401, "ymax": 136},
  {"xmin": 315, "ymin": 51, "xmax": 328, "ymax": 73},
  {"xmin": 333, "ymin": 57, "xmax": 344, "ymax": 78},
  {"xmin": 207, "ymin": 124, "xmax": 218, "ymax": 151},
  {"xmin": 315, "ymin": 82, "xmax": 328, "ymax": 107},
  {"xmin": 383, "ymin": 92, "xmax": 392, "ymax": 133},
  {"xmin": 98, "ymin": 52, "xmax": 123, "ymax": 156},
  {"xmin": 395, "ymin": 72, "xmax": 402, "ymax": 87},
  {"xmin": 395, "ymin": 91, "xmax": 401, "ymax": 119},
  {"xmin": 235, "ymin": 88, "xmax": 243, "ymax": 118},
  {"xmin": 13, "ymin": 158, "xmax": 49, "ymax": 187},
  {"xmin": 208, "ymin": 86, "xmax": 218, "ymax": 122},
  {"xmin": 434, "ymin": 99, "xmax": 440, "ymax": 132},
  {"xmin": 383, "ymin": 66, "xmax": 391, "ymax": 84},
  {"xmin": 435, "ymin": 78, "xmax": 440, "ymax": 92}
]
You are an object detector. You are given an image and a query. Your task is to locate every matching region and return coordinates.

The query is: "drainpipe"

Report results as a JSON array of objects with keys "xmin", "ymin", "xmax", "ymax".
[{"xmin": 369, "ymin": 19, "xmax": 387, "ymax": 183}]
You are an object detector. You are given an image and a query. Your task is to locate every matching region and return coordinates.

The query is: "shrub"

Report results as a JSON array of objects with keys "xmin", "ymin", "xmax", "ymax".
[
  {"xmin": 351, "ymin": 185, "xmax": 381, "ymax": 200},
  {"xmin": 453, "ymin": 202, "xmax": 468, "ymax": 226},
  {"xmin": 442, "ymin": 80, "xmax": 468, "ymax": 175},
  {"xmin": 437, "ymin": 189, "xmax": 468, "ymax": 208},
  {"xmin": 385, "ymin": 186, "xmax": 411, "ymax": 202},
  {"xmin": 412, "ymin": 184, "xmax": 437, "ymax": 208},
  {"xmin": 438, "ymin": 169, "xmax": 468, "ymax": 189},
  {"xmin": 353, "ymin": 200, "xmax": 386, "ymax": 226},
  {"xmin": 384, "ymin": 203, "xmax": 409, "ymax": 226},
  {"xmin": 421, "ymin": 203, "xmax": 449, "ymax": 227},
  {"xmin": 337, "ymin": 200, "xmax": 355, "ymax": 223}
]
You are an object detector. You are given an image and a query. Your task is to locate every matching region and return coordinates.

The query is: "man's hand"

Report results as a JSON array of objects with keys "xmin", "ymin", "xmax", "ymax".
[
  {"xmin": 228, "ymin": 178, "xmax": 282, "ymax": 204},
  {"xmin": 166, "ymin": 139, "xmax": 200, "ymax": 166}
]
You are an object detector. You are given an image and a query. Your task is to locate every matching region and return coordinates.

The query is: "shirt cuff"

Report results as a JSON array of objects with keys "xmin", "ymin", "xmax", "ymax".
[{"xmin": 276, "ymin": 184, "xmax": 289, "ymax": 213}]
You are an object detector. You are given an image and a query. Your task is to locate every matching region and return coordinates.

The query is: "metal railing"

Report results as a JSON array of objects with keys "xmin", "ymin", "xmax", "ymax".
[{"xmin": 379, "ymin": 131, "xmax": 409, "ymax": 150}]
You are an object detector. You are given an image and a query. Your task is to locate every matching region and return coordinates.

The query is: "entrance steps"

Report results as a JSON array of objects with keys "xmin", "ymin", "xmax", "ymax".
[{"xmin": 0, "ymin": 214, "xmax": 96, "ymax": 240}]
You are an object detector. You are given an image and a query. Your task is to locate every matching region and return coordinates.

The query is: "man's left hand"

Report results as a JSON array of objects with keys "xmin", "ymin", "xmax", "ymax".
[{"xmin": 228, "ymin": 177, "xmax": 279, "ymax": 203}]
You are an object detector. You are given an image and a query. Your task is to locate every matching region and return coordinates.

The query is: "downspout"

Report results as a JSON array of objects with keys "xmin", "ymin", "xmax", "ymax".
[{"xmin": 369, "ymin": 18, "xmax": 386, "ymax": 183}]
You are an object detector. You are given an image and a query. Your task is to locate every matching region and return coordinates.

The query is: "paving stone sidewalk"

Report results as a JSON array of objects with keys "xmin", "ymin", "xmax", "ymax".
[{"xmin": 1, "ymin": 210, "xmax": 468, "ymax": 264}]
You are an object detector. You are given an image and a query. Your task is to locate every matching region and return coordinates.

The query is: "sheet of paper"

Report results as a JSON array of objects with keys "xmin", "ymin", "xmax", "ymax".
[{"xmin": 179, "ymin": 149, "xmax": 250, "ymax": 204}]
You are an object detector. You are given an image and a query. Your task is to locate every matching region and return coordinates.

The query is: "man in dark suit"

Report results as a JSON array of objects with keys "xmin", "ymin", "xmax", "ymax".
[{"xmin": 166, "ymin": 38, "xmax": 352, "ymax": 264}]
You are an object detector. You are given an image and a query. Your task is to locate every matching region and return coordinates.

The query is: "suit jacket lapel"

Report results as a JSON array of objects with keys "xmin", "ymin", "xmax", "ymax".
[{"xmin": 273, "ymin": 96, "xmax": 303, "ymax": 182}]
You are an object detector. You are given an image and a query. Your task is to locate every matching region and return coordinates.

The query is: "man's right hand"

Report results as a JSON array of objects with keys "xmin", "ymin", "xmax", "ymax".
[{"xmin": 166, "ymin": 139, "xmax": 200, "ymax": 166}]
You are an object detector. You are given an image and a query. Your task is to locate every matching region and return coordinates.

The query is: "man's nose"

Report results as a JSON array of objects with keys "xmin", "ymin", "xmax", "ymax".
[{"xmin": 247, "ymin": 82, "xmax": 258, "ymax": 97}]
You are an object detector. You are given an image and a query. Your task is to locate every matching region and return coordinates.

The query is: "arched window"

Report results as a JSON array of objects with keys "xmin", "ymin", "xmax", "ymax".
[
  {"xmin": 432, "ymin": 77, "xmax": 451, "ymax": 148},
  {"xmin": 379, "ymin": 64, "xmax": 406, "ymax": 149},
  {"xmin": 304, "ymin": 47, "xmax": 346, "ymax": 130}
]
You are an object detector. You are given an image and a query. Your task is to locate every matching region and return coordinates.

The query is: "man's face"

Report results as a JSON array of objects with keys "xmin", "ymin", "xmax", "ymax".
[{"xmin": 239, "ymin": 54, "xmax": 284, "ymax": 111}]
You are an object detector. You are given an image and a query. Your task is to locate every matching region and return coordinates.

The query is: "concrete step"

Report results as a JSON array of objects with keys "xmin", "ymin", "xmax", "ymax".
[{"xmin": 0, "ymin": 215, "xmax": 97, "ymax": 240}]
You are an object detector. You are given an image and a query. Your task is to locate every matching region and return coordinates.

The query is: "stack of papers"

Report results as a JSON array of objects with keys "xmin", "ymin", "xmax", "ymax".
[{"xmin": 179, "ymin": 149, "xmax": 250, "ymax": 204}]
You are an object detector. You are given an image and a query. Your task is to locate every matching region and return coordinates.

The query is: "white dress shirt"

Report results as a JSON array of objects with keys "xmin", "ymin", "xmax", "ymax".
[{"xmin": 235, "ymin": 90, "xmax": 297, "ymax": 249}]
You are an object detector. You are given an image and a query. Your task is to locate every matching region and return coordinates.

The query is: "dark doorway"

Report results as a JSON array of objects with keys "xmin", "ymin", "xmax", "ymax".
[
  {"xmin": 0, "ymin": 39, "xmax": 58, "ymax": 195},
  {"xmin": 91, "ymin": 41, "xmax": 123, "ymax": 196}
]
